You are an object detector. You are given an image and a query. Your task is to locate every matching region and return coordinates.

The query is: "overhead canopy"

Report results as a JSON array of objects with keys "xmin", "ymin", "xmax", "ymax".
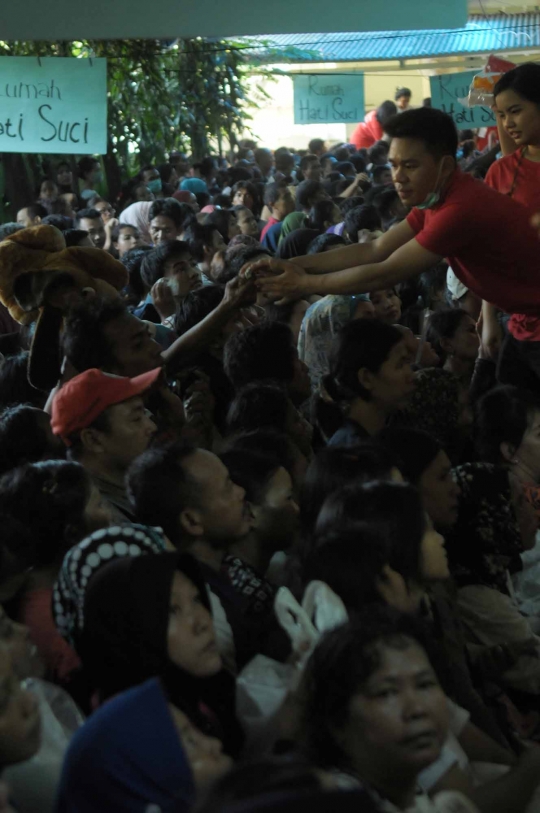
[
  {"xmin": 243, "ymin": 13, "xmax": 539, "ymax": 62},
  {"xmin": 0, "ymin": 0, "xmax": 467, "ymax": 40}
]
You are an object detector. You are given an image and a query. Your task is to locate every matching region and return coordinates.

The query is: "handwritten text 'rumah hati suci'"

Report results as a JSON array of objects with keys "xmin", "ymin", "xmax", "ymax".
[{"xmin": 0, "ymin": 79, "xmax": 91, "ymax": 144}]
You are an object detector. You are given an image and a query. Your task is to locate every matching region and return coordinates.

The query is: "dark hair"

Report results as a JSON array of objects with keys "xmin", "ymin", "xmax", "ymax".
[
  {"xmin": 174, "ymin": 284, "xmax": 224, "ymax": 336},
  {"xmin": 372, "ymin": 165, "xmax": 391, "ymax": 185},
  {"xmin": 0, "ymin": 514, "xmax": 35, "ymax": 587},
  {"xmin": 344, "ymin": 204, "xmax": 381, "ymax": 241},
  {"xmin": 231, "ymin": 181, "xmax": 261, "ymax": 216},
  {"xmin": 126, "ymin": 443, "xmax": 199, "ymax": 546},
  {"xmin": 0, "ymin": 405, "xmax": 63, "ymax": 477},
  {"xmin": 395, "ymin": 87, "xmax": 412, "ymax": 101},
  {"xmin": 300, "ymin": 442, "xmax": 398, "ymax": 542},
  {"xmin": 264, "ymin": 181, "xmax": 289, "ymax": 207},
  {"xmin": 77, "ymin": 157, "xmax": 99, "ymax": 180},
  {"xmin": 226, "ymin": 382, "xmax": 290, "ymax": 436},
  {"xmin": 300, "ymin": 609, "xmax": 436, "ymax": 769},
  {"xmin": 220, "ymin": 449, "xmax": 281, "ymax": 505},
  {"xmin": 111, "ymin": 222, "xmax": 139, "ymax": 244},
  {"xmin": 379, "ymin": 427, "xmax": 441, "ymax": 485},
  {"xmin": 339, "ymin": 195, "xmax": 365, "ymax": 215},
  {"xmin": 348, "ymin": 154, "xmax": 367, "ymax": 174},
  {"xmin": 76, "ymin": 207, "xmax": 101, "ymax": 225},
  {"xmin": 63, "ymin": 297, "xmax": 128, "ymax": 373},
  {"xmin": 183, "ymin": 222, "xmax": 220, "ymax": 263},
  {"xmin": 149, "ymin": 197, "xmax": 189, "ymax": 228},
  {"xmin": 225, "ymin": 429, "xmax": 300, "ymax": 477},
  {"xmin": 307, "ymin": 234, "xmax": 346, "ymax": 254},
  {"xmin": 121, "ymin": 245, "xmax": 153, "ymax": 302},
  {"xmin": 493, "ymin": 62, "xmax": 540, "ymax": 105},
  {"xmin": 22, "ymin": 203, "xmax": 48, "ymax": 221},
  {"xmin": 140, "ymin": 240, "xmax": 191, "ymax": 289},
  {"xmin": 324, "ymin": 318, "xmax": 403, "ymax": 403},
  {"xmin": 299, "ymin": 154, "xmax": 320, "ymax": 171},
  {"xmin": 315, "ymin": 480, "xmax": 424, "ymax": 584},
  {"xmin": 425, "ymin": 307, "xmax": 470, "ymax": 364},
  {"xmin": 224, "ymin": 321, "xmax": 295, "ymax": 391},
  {"xmin": 0, "ymin": 352, "xmax": 45, "ymax": 411},
  {"xmin": 157, "ymin": 163, "xmax": 175, "ymax": 184},
  {"xmin": 205, "ymin": 209, "xmax": 237, "ymax": 244},
  {"xmin": 63, "ymin": 229, "xmax": 91, "ymax": 248},
  {"xmin": 306, "ymin": 200, "xmax": 336, "ymax": 233},
  {"xmin": 385, "ymin": 108, "xmax": 458, "ymax": 159},
  {"xmin": 0, "ymin": 460, "xmax": 91, "ymax": 567},
  {"xmin": 296, "ymin": 180, "xmax": 325, "ymax": 210},
  {"xmin": 41, "ymin": 214, "xmax": 73, "ymax": 231},
  {"xmin": 308, "ymin": 139, "xmax": 325, "ymax": 153},
  {"xmin": 376, "ymin": 100, "xmax": 398, "ymax": 127},
  {"xmin": 476, "ymin": 385, "xmax": 540, "ymax": 464},
  {"xmin": 275, "ymin": 151, "xmax": 295, "ymax": 174},
  {"xmin": 217, "ymin": 245, "xmax": 270, "ymax": 285}
]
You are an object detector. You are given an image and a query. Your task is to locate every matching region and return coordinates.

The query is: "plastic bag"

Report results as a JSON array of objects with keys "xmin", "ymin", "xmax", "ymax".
[
  {"xmin": 236, "ymin": 582, "xmax": 349, "ymax": 754},
  {"xmin": 3, "ymin": 679, "xmax": 84, "ymax": 813},
  {"xmin": 458, "ymin": 55, "xmax": 516, "ymax": 109}
]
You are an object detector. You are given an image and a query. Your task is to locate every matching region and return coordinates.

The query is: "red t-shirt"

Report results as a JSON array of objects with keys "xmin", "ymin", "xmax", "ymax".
[
  {"xmin": 406, "ymin": 170, "xmax": 540, "ymax": 340},
  {"xmin": 485, "ymin": 151, "xmax": 540, "ymax": 211},
  {"xmin": 350, "ymin": 110, "xmax": 383, "ymax": 151}
]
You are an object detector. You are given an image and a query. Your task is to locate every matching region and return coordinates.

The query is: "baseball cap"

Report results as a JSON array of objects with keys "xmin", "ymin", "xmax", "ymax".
[{"xmin": 52, "ymin": 367, "xmax": 161, "ymax": 445}]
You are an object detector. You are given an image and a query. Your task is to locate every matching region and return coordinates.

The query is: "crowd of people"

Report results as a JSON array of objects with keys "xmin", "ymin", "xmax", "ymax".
[{"xmin": 1, "ymin": 65, "xmax": 540, "ymax": 812}]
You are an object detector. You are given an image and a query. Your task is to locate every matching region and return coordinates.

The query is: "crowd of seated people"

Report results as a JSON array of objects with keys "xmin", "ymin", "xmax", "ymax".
[{"xmin": 3, "ymin": 64, "xmax": 540, "ymax": 813}]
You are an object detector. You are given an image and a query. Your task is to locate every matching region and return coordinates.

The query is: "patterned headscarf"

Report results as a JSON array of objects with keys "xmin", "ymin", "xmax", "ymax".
[
  {"xmin": 298, "ymin": 295, "xmax": 369, "ymax": 392},
  {"xmin": 53, "ymin": 524, "xmax": 168, "ymax": 649},
  {"xmin": 446, "ymin": 463, "xmax": 524, "ymax": 594},
  {"xmin": 394, "ymin": 368, "xmax": 462, "ymax": 460}
]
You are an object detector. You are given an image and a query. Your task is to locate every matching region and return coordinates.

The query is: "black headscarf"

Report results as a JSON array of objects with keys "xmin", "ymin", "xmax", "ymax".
[
  {"xmin": 79, "ymin": 551, "xmax": 243, "ymax": 756},
  {"xmin": 276, "ymin": 229, "xmax": 319, "ymax": 260}
]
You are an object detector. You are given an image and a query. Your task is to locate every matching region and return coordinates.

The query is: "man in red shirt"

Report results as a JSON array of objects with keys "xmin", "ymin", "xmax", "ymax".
[{"xmin": 248, "ymin": 107, "xmax": 540, "ymax": 390}]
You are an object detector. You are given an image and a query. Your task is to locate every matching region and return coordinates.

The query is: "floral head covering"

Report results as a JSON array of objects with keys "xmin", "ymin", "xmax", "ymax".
[
  {"xmin": 53, "ymin": 524, "xmax": 168, "ymax": 649},
  {"xmin": 446, "ymin": 463, "xmax": 524, "ymax": 594},
  {"xmin": 394, "ymin": 368, "xmax": 461, "ymax": 460},
  {"xmin": 298, "ymin": 295, "xmax": 368, "ymax": 392}
]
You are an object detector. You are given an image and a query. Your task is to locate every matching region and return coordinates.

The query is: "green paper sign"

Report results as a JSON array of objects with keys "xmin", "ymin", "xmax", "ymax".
[
  {"xmin": 293, "ymin": 74, "xmax": 365, "ymax": 126},
  {"xmin": 0, "ymin": 57, "xmax": 107, "ymax": 154},
  {"xmin": 430, "ymin": 71, "xmax": 496, "ymax": 130}
]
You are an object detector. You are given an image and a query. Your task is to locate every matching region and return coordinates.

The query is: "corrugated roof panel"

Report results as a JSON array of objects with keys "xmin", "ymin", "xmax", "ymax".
[{"xmin": 243, "ymin": 14, "xmax": 540, "ymax": 62}]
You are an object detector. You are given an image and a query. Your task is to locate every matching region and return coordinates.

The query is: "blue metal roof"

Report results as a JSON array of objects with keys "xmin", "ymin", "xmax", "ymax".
[{"xmin": 242, "ymin": 14, "xmax": 540, "ymax": 63}]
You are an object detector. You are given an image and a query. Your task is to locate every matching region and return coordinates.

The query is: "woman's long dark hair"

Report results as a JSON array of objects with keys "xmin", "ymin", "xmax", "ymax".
[{"xmin": 494, "ymin": 62, "xmax": 540, "ymax": 105}]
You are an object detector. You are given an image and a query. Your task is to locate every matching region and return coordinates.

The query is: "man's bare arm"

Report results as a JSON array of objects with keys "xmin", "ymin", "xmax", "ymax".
[
  {"xmin": 254, "ymin": 237, "xmax": 443, "ymax": 302},
  {"xmin": 292, "ymin": 220, "xmax": 416, "ymax": 274}
]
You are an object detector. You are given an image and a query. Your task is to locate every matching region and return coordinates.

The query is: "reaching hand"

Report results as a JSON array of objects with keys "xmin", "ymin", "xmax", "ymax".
[
  {"xmin": 221, "ymin": 274, "xmax": 257, "ymax": 311},
  {"xmin": 242, "ymin": 258, "xmax": 311, "ymax": 305},
  {"xmin": 151, "ymin": 278, "xmax": 176, "ymax": 321}
]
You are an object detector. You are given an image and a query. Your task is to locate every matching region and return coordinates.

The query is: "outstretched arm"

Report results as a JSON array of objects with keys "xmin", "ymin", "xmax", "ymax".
[
  {"xmin": 251, "ymin": 237, "xmax": 443, "ymax": 303},
  {"xmin": 291, "ymin": 219, "xmax": 416, "ymax": 275}
]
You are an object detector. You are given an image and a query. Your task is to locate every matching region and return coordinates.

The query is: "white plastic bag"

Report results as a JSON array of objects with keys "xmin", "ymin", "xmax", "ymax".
[{"xmin": 4, "ymin": 679, "xmax": 84, "ymax": 813}]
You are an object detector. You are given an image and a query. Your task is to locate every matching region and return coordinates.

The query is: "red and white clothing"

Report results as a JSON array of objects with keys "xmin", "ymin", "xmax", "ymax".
[
  {"xmin": 350, "ymin": 110, "xmax": 383, "ymax": 151},
  {"xmin": 406, "ymin": 170, "xmax": 540, "ymax": 341}
]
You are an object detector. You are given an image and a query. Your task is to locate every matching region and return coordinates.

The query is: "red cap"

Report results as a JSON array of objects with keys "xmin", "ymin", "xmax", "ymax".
[{"xmin": 52, "ymin": 367, "xmax": 161, "ymax": 445}]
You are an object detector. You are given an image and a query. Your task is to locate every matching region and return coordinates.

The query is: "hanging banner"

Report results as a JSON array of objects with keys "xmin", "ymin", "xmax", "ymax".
[
  {"xmin": 293, "ymin": 74, "xmax": 365, "ymax": 125},
  {"xmin": 0, "ymin": 57, "xmax": 107, "ymax": 154},
  {"xmin": 430, "ymin": 71, "xmax": 496, "ymax": 130}
]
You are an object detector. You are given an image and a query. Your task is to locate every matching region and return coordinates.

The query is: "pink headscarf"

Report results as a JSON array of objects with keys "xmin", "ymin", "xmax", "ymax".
[{"xmin": 201, "ymin": 205, "xmax": 216, "ymax": 214}]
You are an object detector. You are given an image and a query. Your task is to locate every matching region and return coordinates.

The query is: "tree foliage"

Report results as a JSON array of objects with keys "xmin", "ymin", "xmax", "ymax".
[{"xmin": 0, "ymin": 37, "xmax": 267, "ymax": 215}]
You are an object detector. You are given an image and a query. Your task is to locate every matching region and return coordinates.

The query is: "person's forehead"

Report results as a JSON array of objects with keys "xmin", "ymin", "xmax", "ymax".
[
  {"xmin": 151, "ymin": 215, "xmax": 175, "ymax": 228},
  {"xmin": 187, "ymin": 448, "xmax": 227, "ymax": 483},
  {"xmin": 495, "ymin": 89, "xmax": 525, "ymax": 109},
  {"xmin": 388, "ymin": 138, "xmax": 430, "ymax": 161},
  {"xmin": 80, "ymin": 217, "xmax": 102, "ymax": 229},
  {"xmin": 104, "ymin": 313, "xmax": 146, "ymax": 343}
]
